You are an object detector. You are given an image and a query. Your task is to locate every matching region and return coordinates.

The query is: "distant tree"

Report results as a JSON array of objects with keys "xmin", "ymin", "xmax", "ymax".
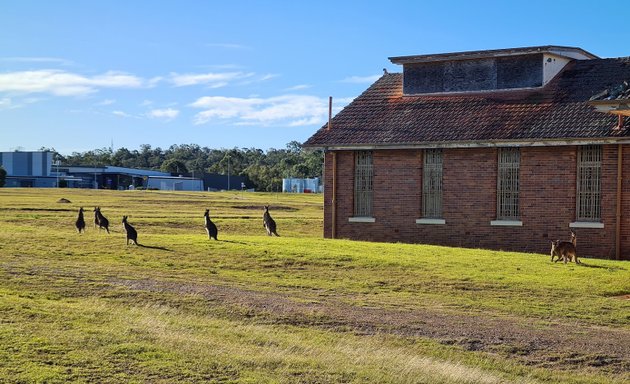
[
  {"xmin": 160, "ymin": 158, "xmax": 188, "ymax": 174},
  {"xmin": 110, "ymin": 147, "xmax": 134, "ymax": 167},
  {"xmin": 186, "ymin": 158, "xmax": 207, "ymax": 177},
  {"xmin": 0, "ymin": 166, "xmax": 6, "ymax": 187},
  {"xmin": 38, "ymin": 147, "xmax": 66, "ymax": 166},
  {"xmin": 286, "ymin": 140, "xmax": 303, "ymax": 153},
  {"xmin": 53, "ymin": 141, "xmax": 324, "ymax": 190}
]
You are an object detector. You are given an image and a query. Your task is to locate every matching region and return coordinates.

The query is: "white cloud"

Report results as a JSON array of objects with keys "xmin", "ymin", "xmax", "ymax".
[
  {"xmin": 0, "ymin": 70, "xmax": 144, "ymax": 96},
  {"xmin": 341, "ymin": 74, "xmax": 381, "ymax": 84},
  {"xmin": 96, "ymin": 99, "xmax": 116, "ymax": 106},
  {"xmin": 259, "ymin": 74, "xmax": 278, "ymax": 81},
  {"xmin": 237, "ymin": 73, "xmax": 280, "ymax": 86},
  {"xmin": 148, "ymin": 108, "xmax": 179, "ymax": 121},
  {"xmin": 190, "ymin": 94, "xmax": 334, "ymax": 126},
  {"xmin": 169, "ymin": 71, "xmax": 254, "ymax": 87},
  {"xmin": 0, "ymin": 96, "xmax": 51, "ymax": 110},
  {"xmin": 0, "ymin": 97, "xmax": 14, "ymax": 110},
  {"xmin": 112, "ymin": 110, "xmax": 134, "ymax": 118},
  {"xmin": 147, "ymin": 76, "xmax": 163, "ymax": 88},
  {"xmin": 23, "ymin": 97, "xmax": 43, "ymax": 104},
  {"xmin": 288, "ymin": 116, "xmax": 325, "ymax": 127},
  {"xmin": 285, "ymin": 84, "xmax": 312, "ymax": 91},
  {"xmin": 334, "ymin": 97, "xmax": 356, "ymax": 104},
  {"xmin": 0, "ymin": 57, "xmax": 74, "ymax": 66}
]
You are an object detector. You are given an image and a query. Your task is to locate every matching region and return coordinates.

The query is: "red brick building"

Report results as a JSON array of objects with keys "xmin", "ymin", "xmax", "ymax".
[{"xmin": 304, "ymin": 46, "xmax": 630, "ymax": 260}]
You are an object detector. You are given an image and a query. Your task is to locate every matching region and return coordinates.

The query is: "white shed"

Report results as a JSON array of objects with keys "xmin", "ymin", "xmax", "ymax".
[{"xmin": 146, "ymin": 176, "xmax": 203, "ymax": 191}]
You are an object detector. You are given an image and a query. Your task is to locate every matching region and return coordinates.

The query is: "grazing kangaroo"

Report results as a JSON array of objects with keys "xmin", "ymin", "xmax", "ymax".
[
  {"xmin": 263, "ymin": 205, "xmax": 279, "ymax": 236},
  {"xmin": 204, "ymin": 209, "xmax": 218, "ymax": 240},
  {"xmin": 93, "ymin": 207, "xmax": 110, "ymax": 233},
  {"xmin": 551, "ymin": 231, "xmax": 580, "ymax": 264},
  {"xmin": 122, "ymin": 216, "xmax": 138, "ymax": 245},
  {"xmin": 75, "ymin": 207, "xmax": 86, "ymax": 233}
]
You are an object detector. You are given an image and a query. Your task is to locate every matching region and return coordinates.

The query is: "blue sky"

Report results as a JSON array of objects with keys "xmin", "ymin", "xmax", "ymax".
[{"xmin": 1, "ymin": 1, "xmax": 629, "ymax": 155}]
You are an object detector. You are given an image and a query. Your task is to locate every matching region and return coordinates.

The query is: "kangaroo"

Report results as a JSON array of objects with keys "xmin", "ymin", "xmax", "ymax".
[
  {"xmin": 122, "ymin": 216, "xmax": 138, "ymax": 245},
  {"xmin": 75, "ymin": 207, "xmax": 86, "ymax": 233},
  {"xmin": 551, "ymin": 231, "xmax": 580, "ymax": 264},
  {"xmin": 263, "ymin": 205, "xmax": 279, "ymax": 236},
  {"xmin": 93, "ymin": 206, "xmax": 100, "ymax": 229},
  {"xmin": 204, "ymin": 209, "xmax": 218, "ymax": 240},
  {"xmin": 93, "ymin": 207, "xmax": 110, "ymax": 234}
]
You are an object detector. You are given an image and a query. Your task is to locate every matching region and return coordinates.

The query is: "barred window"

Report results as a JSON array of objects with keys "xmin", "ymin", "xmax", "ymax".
[
  {"xmin": 422, "ymin": 149, "xmax": 443, "ymax": 218},
  {"xmin": 497, "ymin": 148, "xmax": 520, "ymax": 220},
  {"xmin": 354, "ymin": 151, "xmax": 373, "ymax": 217},
  {"xmin": 576, "ymin": 145, "xmax": 602, "ymax": 221}
]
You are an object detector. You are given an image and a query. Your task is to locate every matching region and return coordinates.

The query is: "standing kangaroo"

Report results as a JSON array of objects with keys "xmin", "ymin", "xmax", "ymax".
[
  {"xmin": 122, "ymin": 216, "xmax": 138, "ymax": 245},
  {"xmin": 263, "ymin": 205, "xmax": 279, "ymax": 236},
  {"xmin": 93, "ymin": 207, "xmax": 110, "ymax": 233},
  {"xmin": 550, "ymin": 231, "xmax": 580, "ymax": 264},
  {"xmin": 75, "ymin": 207, "xmax": 86, "ymax": 233},
  {"xmin": 93, "ymin": 206, "xmax": 100, "ymax": 229},
  {"xmin": 204, "ymin": 209, "xmax": 218, "ymax": 240}
]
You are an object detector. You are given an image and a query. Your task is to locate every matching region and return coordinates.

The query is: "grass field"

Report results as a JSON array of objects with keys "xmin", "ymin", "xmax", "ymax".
[{"xmin": 0, "ymin": 188, "xmax": 628, "ymax": 383}]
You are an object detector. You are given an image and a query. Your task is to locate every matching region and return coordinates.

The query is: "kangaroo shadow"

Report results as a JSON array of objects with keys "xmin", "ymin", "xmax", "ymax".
[
  {"xmin": 578, "ymin": 262, "xmax": 624, "ymax": 270},
  {"xmin": 215, "ymin": 239, "xmax": 251, "ymax": 246},
  {"xmin": 137, "ymin": 244, "xmax": 174, "ymax": 252}
]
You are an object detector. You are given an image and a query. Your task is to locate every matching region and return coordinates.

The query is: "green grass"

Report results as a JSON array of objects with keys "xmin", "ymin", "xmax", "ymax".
[{"xmin": 0, "ymin": 188, "xmax": 628, "ymax": 383}]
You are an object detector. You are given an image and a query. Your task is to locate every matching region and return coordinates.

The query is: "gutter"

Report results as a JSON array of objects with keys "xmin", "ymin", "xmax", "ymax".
[{"xmin": 305, "ymin": 137, "xmax": 630, "ymax": 151}]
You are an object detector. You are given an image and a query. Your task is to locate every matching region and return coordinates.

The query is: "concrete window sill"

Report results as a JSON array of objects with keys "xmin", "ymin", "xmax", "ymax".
[
  {"xmin": 415, "ymin": 218, "xmax": 446, "ymax": 225},
  {"xmin": 569, "ymin": 221, "xmax": 604, "ymax": 229},
  {"xmin": 490, "ymin": 220, "xmax": 523, "ymax": 227},
  {"xmin": 348, "ymin": 217, "xmax": 376, "ymax": 223}
]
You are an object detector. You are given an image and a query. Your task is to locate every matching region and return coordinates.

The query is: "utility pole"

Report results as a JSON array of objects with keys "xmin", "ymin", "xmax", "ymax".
[{"xmin": 54, "ymin": 160, "xmax": 60, "ymax": 187}]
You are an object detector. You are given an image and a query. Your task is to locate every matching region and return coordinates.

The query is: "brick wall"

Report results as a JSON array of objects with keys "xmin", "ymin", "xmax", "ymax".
[{"xmin": 323, "ymin": 145, "xmax": 630, "ymax": 260}]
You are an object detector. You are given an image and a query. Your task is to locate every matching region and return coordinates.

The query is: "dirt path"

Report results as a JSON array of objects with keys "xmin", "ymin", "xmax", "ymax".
[{"xmin": 111, "ymin": 278, "xmax": 630, "ymax": 375}]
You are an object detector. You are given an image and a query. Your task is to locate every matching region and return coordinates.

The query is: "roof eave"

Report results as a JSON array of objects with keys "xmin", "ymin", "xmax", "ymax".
[
  {"xmin": 307, "ymin": 137, "xmax": 630, "ymax": 151},
  {"xmin": 389, "ymin": 45, "xmax": 598, "ymax": 65}
]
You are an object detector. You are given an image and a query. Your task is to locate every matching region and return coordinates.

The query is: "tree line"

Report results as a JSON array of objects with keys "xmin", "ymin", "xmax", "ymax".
[{"xmin": 48, "ymin": 141, "xmax": 323, "ymax": 192}]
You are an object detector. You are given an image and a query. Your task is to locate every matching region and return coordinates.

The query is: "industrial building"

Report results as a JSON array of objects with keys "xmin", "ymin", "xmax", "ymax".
[
  {"xmin": 0, "ymin": 151, "xmax": 57, "ymax": 187},
  {"xmin": 1, "ymin": 151, "xmax": 242, "ymax": 192},
  {"xmin": 282, "ymin": 177, "xmax": 321, "ymax": 193}
]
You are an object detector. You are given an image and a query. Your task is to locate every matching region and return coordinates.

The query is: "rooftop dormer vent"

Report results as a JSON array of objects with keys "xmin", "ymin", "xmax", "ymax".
[{"xmin": 389, "ymin": 46, "xmax": 597, "ymax": 95}]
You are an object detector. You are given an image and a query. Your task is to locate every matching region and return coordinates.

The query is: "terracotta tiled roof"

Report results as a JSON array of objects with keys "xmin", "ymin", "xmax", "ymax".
[{"xmin": 304, "ymin": 57, "xmax": 630, "ymax": 148}]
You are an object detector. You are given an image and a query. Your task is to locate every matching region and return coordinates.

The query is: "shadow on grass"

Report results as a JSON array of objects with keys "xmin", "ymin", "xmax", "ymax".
[
  {"xmin": 137, "ymin": 244, "xmax": 174, "ymax": 252},
  {"xmin": 578, "ymin": 262, "xmax": 626, "ymax": 271},
  {"xmin": 214, "ymin": 239, "xmax": 251, "ymax": 246}
]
